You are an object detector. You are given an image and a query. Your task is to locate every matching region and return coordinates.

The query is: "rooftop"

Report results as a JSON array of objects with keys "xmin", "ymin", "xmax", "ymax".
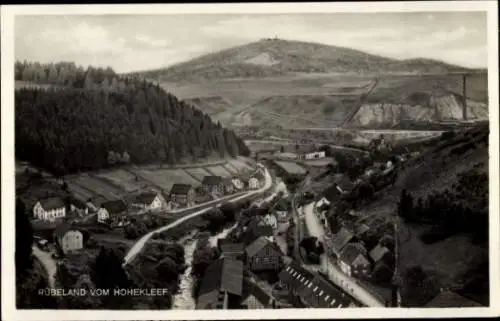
[
  {"xmin": 279, "ymin": 260, "xmax": 352, "ymax": 308},
  {"xmin": 340, "ymin": 243, "xmax": 370, "ymax": 266},
  {"xmin": 39, "ymin": 197, "xmax": 65, "ymax": 211},
  {"xmin": 133, "ymin": 192, "xmax": 158, "ymax": 205},
  {"xmin": 170, "ymin": 183, "xmax": 192, "ymax": 195},
  {"xmin": 369, "ymin": 244, "xmax": 390, "ymax": 263},
  {"xmin": 101, "ymin": 199, "xmax": 127, "ymax": 214},
  {"xmin": 202, "ymin": 175, "xmax": 223, "ymax": 186}
]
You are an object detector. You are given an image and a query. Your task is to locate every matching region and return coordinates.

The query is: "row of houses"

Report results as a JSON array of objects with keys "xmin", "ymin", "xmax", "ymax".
[
  {"xmin": 196, "ymin": 234, "xmax": 355, "ymax": 309},
  {"xmin": 32, "ymin": 171, "xmax": 266, "ymax": 224}
]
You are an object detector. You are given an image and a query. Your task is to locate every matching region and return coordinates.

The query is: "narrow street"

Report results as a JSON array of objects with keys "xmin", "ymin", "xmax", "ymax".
[
  {"xmin": 32, "ymin": 245, "xmax": 57, "ymax": 288},
  {"xmin": 302, "ymin": 202, "xmax": 385, "ymax": 307}
]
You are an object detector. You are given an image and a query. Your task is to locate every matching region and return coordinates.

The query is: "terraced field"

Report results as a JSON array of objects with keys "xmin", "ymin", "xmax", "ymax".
[
  {"xmin": 223, "ymin": 163, "xmax": 239, "ymax": 175},
  {"xmin": 204, "ymin": 165, "xmax": 233, "ymax": 178},
  {"xmin": 70, "ymin": 175, "xmax": 124, "ymax": 200},
  {"xmin": 132, "ymin": 168, "xmax": 201, "ymax": 191},
  {"xmin": 66, "ymin": 182, "xmax": 98, "ymax": 201},
  {"xmin": 96, "ymin": 169, "xmax": 145, "ymax": 193},
  {"xmin": 184, "ymin": 167, "xmax": 213, "ymax": 181},
  {"xmin": 228, "ymin": 158, "xmax": 254, "ymax": 172}
]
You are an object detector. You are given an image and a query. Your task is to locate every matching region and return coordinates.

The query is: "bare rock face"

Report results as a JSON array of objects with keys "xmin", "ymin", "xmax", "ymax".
[{"xmin": 350, "ymin": 94, "xmax": 488, "ymax": 127}]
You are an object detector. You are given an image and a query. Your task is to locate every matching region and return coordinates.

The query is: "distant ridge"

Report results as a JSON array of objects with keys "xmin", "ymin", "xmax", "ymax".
[{"xmin": 126, "ymin": 38, "xmax": 480, "ymax": 82}]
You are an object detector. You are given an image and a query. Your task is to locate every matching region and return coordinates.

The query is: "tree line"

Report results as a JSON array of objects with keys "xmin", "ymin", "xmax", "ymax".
[{"xmin": 15, "ymin": 61, "xmax": 250, "ymax": 175}]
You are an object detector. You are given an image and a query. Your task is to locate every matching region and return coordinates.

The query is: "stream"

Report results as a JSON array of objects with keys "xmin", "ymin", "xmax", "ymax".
[
  {"xmin": 171, "ymin": 180, "xmax": 289, "ymax": 310},
  {"xmin": 171, "ymin": 223, "xmax": 238, "ymax": 309}
]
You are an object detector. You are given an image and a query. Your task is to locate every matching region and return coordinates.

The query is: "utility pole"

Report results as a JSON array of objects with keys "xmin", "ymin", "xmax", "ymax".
[{"xmin": 462, "ymin": 73, "xmax": 468, "ymax": 121}]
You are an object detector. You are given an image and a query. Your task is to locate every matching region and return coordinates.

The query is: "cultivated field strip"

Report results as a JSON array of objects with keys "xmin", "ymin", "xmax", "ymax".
[
  {"xmin": 223, "ymin": 163, "xmax": 239, "ymax": 175},
  {"xmin": 67, "ymin": 182, "xmax": 98, "ymax": 202},
  {"xmin": 132, "ymin": 168, "xmax": 201, "ymax": 191},
  {"xmin": 73, "ymin": 175, "xmax": 123, "ymax": 200},
  {"xmin": 228, "ymin": 158, "xmax": 254, "ymax": 172},
  {"xmin": 95, "ymin": 169, "xmax": 144, "ymax": 193},
  {"xmin": 184, "ymin": 167, "xmax": 213, "ymax": 181},
  {"xmin": 204, "ymin": 165, "xmax": 233, "ymax": 178}
]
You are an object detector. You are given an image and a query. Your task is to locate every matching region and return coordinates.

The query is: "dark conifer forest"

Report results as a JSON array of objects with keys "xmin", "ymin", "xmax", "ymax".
[{"xmin": 15, "ymin": 61, "xmax": 250, "ymax": 175}]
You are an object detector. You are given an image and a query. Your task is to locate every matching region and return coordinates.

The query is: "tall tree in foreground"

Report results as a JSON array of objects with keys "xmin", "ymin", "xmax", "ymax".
[{"xmin": 16, "ymin": 198, "xmax": 33, "ymax": 273}]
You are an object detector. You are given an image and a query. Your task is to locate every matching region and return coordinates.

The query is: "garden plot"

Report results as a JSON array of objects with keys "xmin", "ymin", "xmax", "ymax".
[
  {"xmin": 184, "ymin": 167, "xmax": 212, "ymax": 181},
  {"xmin": 204, "ymin": 165, "xmax": 233, "ymax": 178},
  {"xmin": 96, "ymin": 169, "xmax": 144, "ymax": 193},
  {"xmin": 132, "ymin": 168, "xmax": 200, "ymax": 192}
]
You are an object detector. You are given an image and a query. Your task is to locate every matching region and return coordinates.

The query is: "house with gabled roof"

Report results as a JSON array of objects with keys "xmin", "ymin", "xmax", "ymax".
[
  {"xmin": 170, "ymin": 183, "xmax": 195, "ymax": 207},
  {"xmin": 33, "ymin": 197, "xmax": 66, "ymax": 221},
  {"xmin": 328, "ymin": 227, "xmax": 355, "ymax": 257},
  {"xmin": 132, "ymin": 191, "xmax": 168, "ymax": 212},
  {"xmin": 338, "ymin": 243, "xmax": 371, "ymax": 278},
  {"xmin": 196, "ymin": 258, "xmax": 244, "ymax": 310},
  {"xmin": 245, "ymin": 236, "xmax": 283, "ymax": 272},
  {"xmin": 219, "ymin": 242, "xmax": 245, "ymax": 260},
  {"xmin": 201, "ymin": 175, "xmax": 224, "ymax": 195},
  {"xmin": 53, "ymin": 223, "xmax": 84, "ymax": 254},
  {"xmin": 240, "ymin": 280, "xmax": 273, "ymax": 309},
  {"xmin": 97, "ymin": 199, "xmax": 127, "ymax": 223},
  {"xmin": 222, "ymin": 177, "xmax": 235, "ymax": 194}
]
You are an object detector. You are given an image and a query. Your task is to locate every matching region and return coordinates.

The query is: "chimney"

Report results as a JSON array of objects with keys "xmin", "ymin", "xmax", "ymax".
[{"xmin": 462, "ymin": 74, "xmax": 467, "ymax": 120}]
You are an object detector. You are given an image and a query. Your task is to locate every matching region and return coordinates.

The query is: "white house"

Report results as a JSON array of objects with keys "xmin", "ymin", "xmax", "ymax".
[
  {"xmin": 232, "ymin": 177, "xmax": 244, "ymax": 190},
  {"xmin": 132, "ymin": 192, "xmax": 168, "ymax": 212},
  {"xmin": 97, "ymin": 200, "xmax": 127, "ymax": 223},
  {"xmin": 303, "ymin": 151, "xmax": 326, "ymax": 160},
  {"xmin": 33, "ymin": 197, "xmax": 66, "ymax": 221},
  {"xmin": 262, "ymin": 213, "xmax": 278, "ymax": 230},
  {"xmin": 248, "ymin": 177, "xmax": 260, "ymax": 190}
]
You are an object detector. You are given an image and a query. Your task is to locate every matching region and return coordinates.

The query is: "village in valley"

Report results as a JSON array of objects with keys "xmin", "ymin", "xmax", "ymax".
[{"xmin": 13, "ymin": 10, "xmax": 490, "ymax": 312}]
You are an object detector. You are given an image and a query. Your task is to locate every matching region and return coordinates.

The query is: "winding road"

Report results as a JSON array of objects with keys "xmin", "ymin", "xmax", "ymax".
[
  {"xmin": 32, "ymin": 245, "xmax": 57, "ymax": 288},
  {"xmin": 123, "ymin": 164, "xmax": 273, "ymax": 266}
]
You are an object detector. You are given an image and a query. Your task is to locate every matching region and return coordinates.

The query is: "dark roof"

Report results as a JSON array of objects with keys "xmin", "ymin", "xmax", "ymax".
[
  {"xmin": 69, "ymin": 197, "xmax": 88, "ymax": 209},
  {"xmin": 222, "ymin": 177, "xmax": 233, "ymax": 186},
  {"xmin": 354, "ymin": 223, "xmax": 370, "ymax": 235},
  {"xmin": 202, "ymin": 175, "xmax": 223, "ymax": 186},
  {"xmin": 246, "ymin": 236, "xmax": 278, "ymax": 258},
  {"xmin": 170, "ymin": 183, "xmax": 192, "ymax": 195},
  {"xmin": 197, "ymin": 258, "xmax": 244, "ymax": 308},
  {"xmin": 340, "ymin": 243, "xmax": 370, "ymax": 266},
  {"xmin": 101, "ymin": 199, "xmax": 127, "ymax": 214},
  {"xmin": 53, "ymin": 223, "xmax": 80, "ymax": 238},
  {"xmin": 330, "ymin": 227, "xmax": 355, "ymax": 254},
  {"xmin": 134, "ymin": 192, "xmax": 158, "ymax": 205},
  {"xmin": 241, "ymin": 280, "xmax": 271, "ymax": 306},
  {"xmin": 243, "ymin": 224, "xmax": 274, "ymax": 245},
  {"xmin": 39, "ymin": 197, "xmax": 65, "ymax": 211},
  {"xmin": 221, "ymin": 258, "xmax": 244, "ymax": 296},
  {"xmin": 279, "ymin": 260, "xmax": 352, "ymax": 308},
  {"xmin": 425, "ymin": 290, "xmax": 483, "ymax": 307},
  {"xmin": 274, "ymin": 199, "xmax": 291, "ymax": 212},
  {"xmin": 369, "ymin": 244, "xmax": 390, "ymax": 263},
  {"xmin": 250, "ymin": 171, "xmax": 265, "ymax": 181},
  {"xmin": 220, "ymin": 243, "xmax": 245, "ymax": 255}
]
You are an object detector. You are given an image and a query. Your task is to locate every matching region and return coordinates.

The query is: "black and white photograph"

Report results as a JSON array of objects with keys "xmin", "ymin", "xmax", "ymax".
[{"xmin": 1, "ymin": 2, "xmax": 499, "ymax": 320}]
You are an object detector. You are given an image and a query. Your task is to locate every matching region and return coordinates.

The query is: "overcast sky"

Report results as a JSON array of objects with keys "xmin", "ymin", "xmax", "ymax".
[{"xmin": 15, "ymin": 12, "xmax": 487, "ymax": 73}]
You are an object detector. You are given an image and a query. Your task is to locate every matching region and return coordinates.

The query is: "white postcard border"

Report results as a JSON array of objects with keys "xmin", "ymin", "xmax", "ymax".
[{"xmin": 1, "ymin": 1, "xmax": 499, "ymax": 320}]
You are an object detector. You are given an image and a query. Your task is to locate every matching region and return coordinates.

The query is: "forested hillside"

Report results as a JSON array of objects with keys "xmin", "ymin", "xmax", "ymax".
[{"xmin": 15, "ymin": 61, "xmax": 250, "ymax": 176}]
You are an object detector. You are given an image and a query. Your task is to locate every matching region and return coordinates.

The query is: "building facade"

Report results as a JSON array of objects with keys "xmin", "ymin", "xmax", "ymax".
[
  {"xmin": 33, "ymin": 197, "xmax": 66, "ymax": 221},
  {"xmin": 202, "ymin": 176, "xmax": 224, "ymax": 195},
  {"xmin": 246, "ymin": 237, "xmax": 283, "ymax": 272},
  {"xmin": 53, "ymin": 224, "xmax": 84, "ymax": 254},
  {"xmin": 170, "ymin": 184, "xmax": 195, "ymax": 207}
]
